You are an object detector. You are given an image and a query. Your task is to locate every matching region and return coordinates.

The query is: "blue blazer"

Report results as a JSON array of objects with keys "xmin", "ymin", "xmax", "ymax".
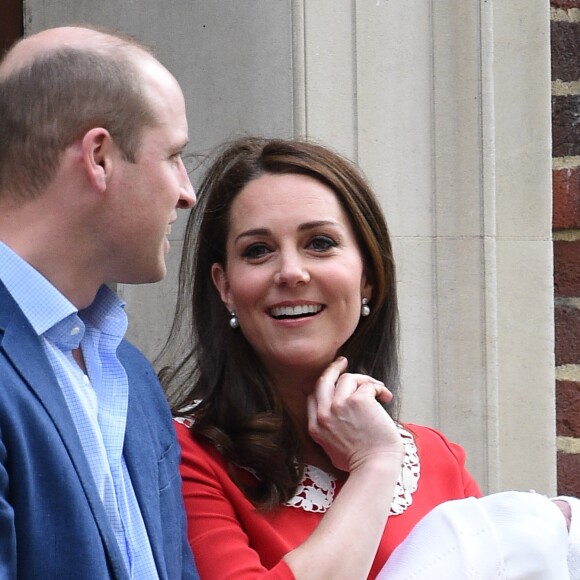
[{"xmin": 0, "ymin": 282, "xmax": 199, "ymax": 579}]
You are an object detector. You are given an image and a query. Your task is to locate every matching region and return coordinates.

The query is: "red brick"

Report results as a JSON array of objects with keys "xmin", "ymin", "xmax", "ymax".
[
  {"xmin": 557, "ymin": 380, "xmax": 580, "ymax": 436},
  {"xmin": 555, "ymin": 305, "xmax": 580, "ymax": 364},
  {"xmin": 553, "ymin": 95, "xmax": 580, "ymax": 158},
  {"xmin": 551, "ymin": 0, "xmax": 580, "ymax": 7},
  {"xmin": 558, "ymin": 450, "xmax": 580, "ymax": 496},
  {"xmin": 551, "ymin": 21, "xmax": 580, "ymax": 82},
  {"xmin": 554, "ymin": 240, "xmax": 580, "ymax": 297},
  {"xmin": 553, "ymin": 168, "xmax": 580, "ymax": 229}
]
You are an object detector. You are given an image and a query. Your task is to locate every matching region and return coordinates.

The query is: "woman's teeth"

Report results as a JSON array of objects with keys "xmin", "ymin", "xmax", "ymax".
[{"xmin": 270, "ymin": 304, "xmax": 322, "ymax": 318}]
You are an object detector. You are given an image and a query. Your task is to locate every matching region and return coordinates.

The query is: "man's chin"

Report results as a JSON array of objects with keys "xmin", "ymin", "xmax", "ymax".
[
  {"xmin": 116, "ymin": 264, "xmax": 167, "ymax": 286},
  {"xmin": 145, "ymin": 265, "xmax": 167, "ymax": 284}
]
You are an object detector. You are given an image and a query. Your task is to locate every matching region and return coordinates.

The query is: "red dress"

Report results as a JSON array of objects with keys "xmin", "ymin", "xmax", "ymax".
[{"xmin": 176, "ymin": 421, "xmax": 482, "ymax": 580}]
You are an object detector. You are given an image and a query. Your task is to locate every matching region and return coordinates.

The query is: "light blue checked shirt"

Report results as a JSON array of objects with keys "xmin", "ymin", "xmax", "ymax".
[{"xmin": 0, "ymin": 242, "xmax": 158, "ymax": 579}]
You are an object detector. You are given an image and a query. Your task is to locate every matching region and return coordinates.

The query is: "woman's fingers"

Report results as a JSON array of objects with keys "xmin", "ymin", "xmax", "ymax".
[
  {"xmin": 333, "ymin": 373, "xmax": 390, "ymax": 403},
  {"xmin": 312, "ymin": 357, "xmax": 348, "ymax": 408},
  {"xmin": 308, "ymin": 356, "xmax": 348, "ymax": 432},
  {"xmin": 311, "ymin": 357, "xmax": 394, "ymax": 416},
  {"xmin": 307, "ymin": 357, "xmax": 403, "ymax": 473},
  {"xmin": 350, "ymin": 381, "xmax": 394, "ymax": 405}
]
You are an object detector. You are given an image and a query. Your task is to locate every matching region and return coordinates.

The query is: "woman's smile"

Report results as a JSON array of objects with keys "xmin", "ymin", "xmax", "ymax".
[
  {"xmin": 211, "ymin": 172, "xmax": 372, "ymax": 374},
  {"xmin": 268, "ymin": 302, "xmax": 324, "ymax": 319}
]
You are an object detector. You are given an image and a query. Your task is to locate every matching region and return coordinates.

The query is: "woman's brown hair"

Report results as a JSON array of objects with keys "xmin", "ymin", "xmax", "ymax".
[{"xmin": 160, "ymin": 136, "xmax": 399, "ymax": 510}]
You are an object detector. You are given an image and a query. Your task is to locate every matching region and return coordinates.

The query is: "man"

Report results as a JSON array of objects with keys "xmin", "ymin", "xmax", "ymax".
[{"xmin": 0, "ymin": 26, "xmax": 199, "ymax": 578}]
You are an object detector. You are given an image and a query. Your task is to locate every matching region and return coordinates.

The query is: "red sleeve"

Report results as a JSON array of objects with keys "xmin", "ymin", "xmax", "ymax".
[
  {"xmin": 175, "ymin": 421, "xmax": 296, "ymax": 580},
  {"xmin": 443, "ymin": 434, "xmax": 483, "ymax": 498},
  {"xmin": 407, "ymin": 423, "xmax": 483, "ymax": 499}
]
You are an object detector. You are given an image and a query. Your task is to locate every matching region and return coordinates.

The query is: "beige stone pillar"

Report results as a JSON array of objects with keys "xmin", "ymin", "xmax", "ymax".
[
  {"xmin": 294, "ymin": 0, "xmax": 555, "ymax": 493},
  {"xmin": 27, "ymin": 0, "xmax": 555, "ymax": 493}
]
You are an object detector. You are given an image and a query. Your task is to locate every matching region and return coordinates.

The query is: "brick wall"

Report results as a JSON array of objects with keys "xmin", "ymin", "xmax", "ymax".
[{"xmin": 552, "ymin": 0, "xmax": 580, "ymax": 496}]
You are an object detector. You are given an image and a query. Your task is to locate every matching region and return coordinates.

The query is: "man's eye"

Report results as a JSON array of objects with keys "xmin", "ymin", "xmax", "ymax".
[
  {"xmin": 308, "ymin": 236, "xmax": 337, "ymax": 251},
  {"xmin": 181, "ymin": 153, "xmax": 198, "ymax": 174},
  {"xmin": 242, "ymin": 244, "xmax": 270, "ymax": 259}
]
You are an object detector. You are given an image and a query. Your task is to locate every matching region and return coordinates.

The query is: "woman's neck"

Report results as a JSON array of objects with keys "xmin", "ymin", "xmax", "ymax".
[
  {"xmin": 301, "ymin": 439, "xmax": 347, "ymax": 480},
  {"xmin": 269, "ymin": 366, "xmax": 347, "ymax": 480},
  {"xmin": 268, "ymin": 366, "xmax": 319, "ymax": 416}
]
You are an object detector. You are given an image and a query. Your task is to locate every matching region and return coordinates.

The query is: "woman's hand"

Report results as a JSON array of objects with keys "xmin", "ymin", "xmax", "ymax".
[{"xmin": 307, "ymin": 356, "xmax": 404, "ymax": 473}]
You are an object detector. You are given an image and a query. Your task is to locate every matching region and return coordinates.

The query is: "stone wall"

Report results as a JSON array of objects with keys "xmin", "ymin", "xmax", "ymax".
[{"xmin": 12, "ymin": 0, "xmax": 557, "ymax": 494}]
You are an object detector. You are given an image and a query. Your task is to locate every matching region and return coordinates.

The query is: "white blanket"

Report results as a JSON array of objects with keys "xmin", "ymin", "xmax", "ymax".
[{"xmin": 377, "ymin": 491, "xmax": 580, "ymax": 579}]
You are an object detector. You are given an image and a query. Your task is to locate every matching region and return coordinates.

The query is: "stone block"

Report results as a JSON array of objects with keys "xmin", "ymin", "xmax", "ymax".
[
  {"xmin": 551, "ymin": 21, "xmax": 580, "ymax": 82},
  {"xmin": 553, "ymin": 167, "xmax": 580, "ymax": 230},
  {"xmin": 558, "ymin": 451, "xmax": 580, "ymax": 496},
  {"xmin": 552, "ymin": 95, "xmax": 580, "ymax": 157},
  {"xmin": 551, "ymin": 0, "xmax": 580, "ymax": 8},
  {"xmin": 554, "ymin": 240, "xmax": 580, "ymax": 297},
  {"xmin": 555, "ymin": 304, "xmax": 580, "ymax": 364},
  {"xmin": 557, "ymin": 380, "xmax": 580, "ymax": 437}
]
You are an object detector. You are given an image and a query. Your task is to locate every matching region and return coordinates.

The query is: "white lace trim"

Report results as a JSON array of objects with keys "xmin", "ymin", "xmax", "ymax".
[
  {"xmin": 174, "ymin": 415, "xmax": 195, "ymax": 428},
  {"xmin": 284, "ymin": 464, "xmax": 337, "ymax": 513},
  {"xmin": 284, "ymin": 425, "xmax": 420, "ymax": 516},
  {"xmin": 175, "ymin": 416, "xmax": 420, "ymax": 516}
]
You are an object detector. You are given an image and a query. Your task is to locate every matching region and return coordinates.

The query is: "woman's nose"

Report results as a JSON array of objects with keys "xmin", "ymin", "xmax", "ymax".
[{"xmin": 273, "ymin": 253, "xmax": 310, "ymax": 286}]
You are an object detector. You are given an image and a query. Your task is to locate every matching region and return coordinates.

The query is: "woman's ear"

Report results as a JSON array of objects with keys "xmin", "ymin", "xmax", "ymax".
[
  {"xmin": 211, "ymin": 262, "xmax": 234, "ymax": 311},
  {"xmin": 81, "ymin": 128, "xmax": 114, "ymax": 192},
  {"xmin": 361, "ymin": 271, "xmax": 373, "ymax": 302}
]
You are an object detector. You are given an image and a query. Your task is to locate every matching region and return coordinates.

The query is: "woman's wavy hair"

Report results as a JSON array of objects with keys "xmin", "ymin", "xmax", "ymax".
[{"xmin": 160, "ymin": 136, "xmax": 399, "ymax": 510}]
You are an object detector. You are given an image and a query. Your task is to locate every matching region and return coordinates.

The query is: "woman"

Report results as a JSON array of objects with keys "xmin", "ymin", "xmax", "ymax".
[{"xmin": 161, "ymin": 137, "xmax": 576, "ymax": 579}]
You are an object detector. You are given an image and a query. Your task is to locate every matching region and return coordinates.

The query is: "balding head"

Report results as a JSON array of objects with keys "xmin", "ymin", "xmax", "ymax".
[
  {"xmin": 0, "ymin": 26, "xmax": 173, "ymax": 201},
  {"xmin": 0, "ymin": 26, "xmax": 152, "ymax": 77}
]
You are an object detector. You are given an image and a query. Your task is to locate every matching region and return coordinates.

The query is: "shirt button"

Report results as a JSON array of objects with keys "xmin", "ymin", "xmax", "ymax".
[{"xmin": 71, "ymin": 327, "xmax": 80, "ymax": 336}]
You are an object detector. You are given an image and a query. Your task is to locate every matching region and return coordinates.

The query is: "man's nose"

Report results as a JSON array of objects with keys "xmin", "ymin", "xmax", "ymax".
[{"xmin": 178, "ymin": 179, "xmax": 196, "ymax": 209}]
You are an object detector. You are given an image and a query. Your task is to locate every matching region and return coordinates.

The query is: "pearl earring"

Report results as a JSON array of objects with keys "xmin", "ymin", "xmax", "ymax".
[
  {"xmin": 361, "ymin": 298, "xmax": 370, "ymax": 317},
  {"xmin": 229, "ymin": 311, "xmax": 239, "ymax": 329}
]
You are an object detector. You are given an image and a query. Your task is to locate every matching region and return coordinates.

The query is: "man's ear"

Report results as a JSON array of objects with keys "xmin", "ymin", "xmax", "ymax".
[
  {"xmin": 81, "ymin": 128, "xmax": 114, "ymax": 192},
  {"xmin": 211, "ymin": 262, "xmax": 234, "ymax": 311}
]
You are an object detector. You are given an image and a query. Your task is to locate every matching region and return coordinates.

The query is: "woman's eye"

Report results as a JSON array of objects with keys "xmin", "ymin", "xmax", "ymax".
[
  {"xmin": 241, "ymin": 243, "xmax": 270, "ymax": 259},
  {"xmin": 308, "ymin": 236, "xmax": 337, "ymax": 252}
]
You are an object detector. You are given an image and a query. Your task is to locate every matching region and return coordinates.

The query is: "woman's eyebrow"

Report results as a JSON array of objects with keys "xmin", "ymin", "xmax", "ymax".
[
  {"xmin": 234, "ymin": 221, "xmax": 340, "ymax": 244},
  {"xmin": 298, "ymin": 220, "xmax": 338, "ymax": 231},
  {"xmin": 234, "ymin": 228, "xmax": 271, "ymax": 244}
]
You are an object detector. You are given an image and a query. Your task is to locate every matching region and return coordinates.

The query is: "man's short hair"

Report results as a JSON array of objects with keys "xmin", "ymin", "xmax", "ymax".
[{"xmin": 0, "ymin": 33, "xmax": 158, "ymax": 200}]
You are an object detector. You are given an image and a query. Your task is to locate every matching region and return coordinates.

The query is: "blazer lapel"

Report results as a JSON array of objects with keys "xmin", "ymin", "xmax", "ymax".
[
  {"xmin": 0, "ymin": 285, "xmax": 130, "ymax": 579},
  {"xmin": 123, "ymin": 366, "xmax": 167, "ymax": 580}
]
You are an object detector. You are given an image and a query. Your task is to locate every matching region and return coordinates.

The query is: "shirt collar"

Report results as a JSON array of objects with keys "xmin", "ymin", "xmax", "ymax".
[{"xmin": 0, "ymin": 242, "xmax": 126, "ymax": 338}]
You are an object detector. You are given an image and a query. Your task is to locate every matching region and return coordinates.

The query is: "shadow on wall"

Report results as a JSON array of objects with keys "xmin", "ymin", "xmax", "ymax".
[{"xmin": 0, "ymin": 0, "xmax": 23, "ymax": 56}]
